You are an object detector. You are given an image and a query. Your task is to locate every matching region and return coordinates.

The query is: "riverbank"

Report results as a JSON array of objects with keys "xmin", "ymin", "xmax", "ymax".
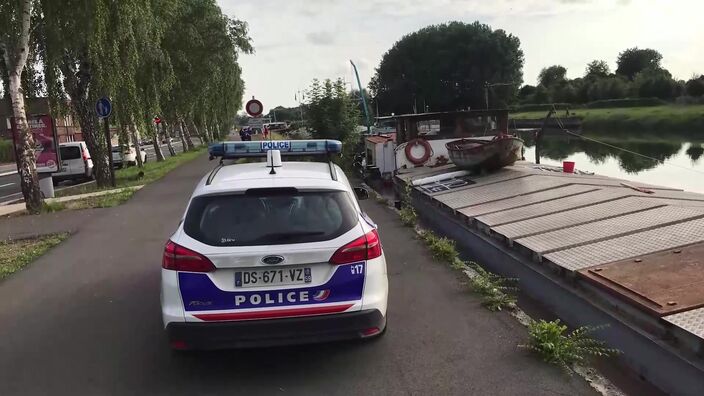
[{"xmin": 511, "ymin": 105, "xmax": 704, "ymax": 136}]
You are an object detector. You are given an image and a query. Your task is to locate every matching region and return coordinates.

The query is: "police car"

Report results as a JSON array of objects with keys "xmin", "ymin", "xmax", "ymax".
[{"xmin": 161, "ymin": 139, "xmax": 388, "ymax": 349}]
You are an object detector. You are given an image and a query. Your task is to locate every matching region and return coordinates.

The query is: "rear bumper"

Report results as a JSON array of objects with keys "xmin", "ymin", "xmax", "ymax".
[{"xmin": 166, "ymin": 309, "xmax": 385, "ymax": 350}]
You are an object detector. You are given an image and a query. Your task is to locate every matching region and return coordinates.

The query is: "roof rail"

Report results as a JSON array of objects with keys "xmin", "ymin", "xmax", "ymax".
[
  {"xmin": 205, "ymin": 162, "xmax": 224, "ymax": 186},
  {"xmin": 328, "ymin": 160, "xmax": 337, "ymax": 181}
]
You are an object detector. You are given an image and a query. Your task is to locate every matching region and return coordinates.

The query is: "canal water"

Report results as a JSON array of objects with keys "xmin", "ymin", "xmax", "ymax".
[{"xmin": 515, "ymin": 132, "xmax": 704, "ymax": 194}]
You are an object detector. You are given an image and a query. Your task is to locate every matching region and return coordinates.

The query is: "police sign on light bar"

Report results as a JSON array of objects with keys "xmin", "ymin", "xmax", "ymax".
[{"xmin": 209, "ymin": 139, "xmax": 342, "ymax": 159}]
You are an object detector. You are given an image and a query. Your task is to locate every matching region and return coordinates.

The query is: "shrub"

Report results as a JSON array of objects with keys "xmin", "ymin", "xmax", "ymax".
[
  {"xmin": 0, "ymin": 139, "xmax": 14, "ymax": 163},
  {"xmin": 509, "ymin": 103, "xmax": 571, "ymax": 112},
  {"xmin": 520, "ymin": 319, "xmax": 619, "ymax": 374},
  {"xmin": 585, "ymin": 97, "xmax": 665, "ymax": 108}
]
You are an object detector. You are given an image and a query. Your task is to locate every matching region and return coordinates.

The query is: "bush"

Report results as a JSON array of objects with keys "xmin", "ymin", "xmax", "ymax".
[
  {"xmin": 0, "ymin": 139, "xmax": 14, "ymax": 163},
  {"xmin": 585, "ymin": 97, "xmax": 665, "ymax": 108},
  {"xmin": 520, "ymin": 319, "xmax": 619, "ymax": 374},
  {"xmin": 509, "ymin": 103, "xmax": 571, "ymax": 112}
]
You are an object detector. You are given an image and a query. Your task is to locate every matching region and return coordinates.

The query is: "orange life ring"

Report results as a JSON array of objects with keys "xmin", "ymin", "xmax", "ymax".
[{"xmin": 405, "ymin": 138, "xmax": 432, "ymax": 165}]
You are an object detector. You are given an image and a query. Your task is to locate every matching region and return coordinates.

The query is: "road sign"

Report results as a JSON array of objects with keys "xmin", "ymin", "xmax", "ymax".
[
  {"xmin": 245, "ymin": 98, "xmax": 263, "ymax": 117},
  {"xmin": 96, "ymin": 97, "xmax": 112, "ymax": 118}
]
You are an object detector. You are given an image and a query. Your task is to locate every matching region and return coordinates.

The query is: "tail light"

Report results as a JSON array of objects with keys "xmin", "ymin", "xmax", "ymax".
[
  {"xmin": 329, "ymin": 230, "xmax": 382, "ymax": 265},
  {"xmin": 162, "ymin": 240, "xmax": 216, "ymax": 272}
]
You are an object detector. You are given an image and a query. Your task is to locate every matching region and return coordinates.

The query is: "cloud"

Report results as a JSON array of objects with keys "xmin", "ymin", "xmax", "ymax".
[{"xmin": 306, "ymin": 31, "xmax": 336, "ymax": 46}]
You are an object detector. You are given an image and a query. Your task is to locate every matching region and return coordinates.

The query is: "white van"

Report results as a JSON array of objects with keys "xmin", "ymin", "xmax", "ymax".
[{"xmin": 53, "ymin": 142, "xmax": 94, "ymax": 184}]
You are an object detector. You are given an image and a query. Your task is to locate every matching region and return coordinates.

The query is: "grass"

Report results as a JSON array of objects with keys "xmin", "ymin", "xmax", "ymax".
[
  {"xmin": 520, "ymin": 319, "xmax": 620, "ymax": 375},
  {"xmin": 56, "ymin": 146, "xmax": 206, "ymax": 197},
  {"xmin": 511, "ymin": 104, "xmax": 704, "ymax": 134},
  {"xmin": 0, "ymin": 233, "xmax": 69, "ymax": 280},
  {"xmin": 43, "ymin": 189, "xmax": 136, "ymax": 212}
]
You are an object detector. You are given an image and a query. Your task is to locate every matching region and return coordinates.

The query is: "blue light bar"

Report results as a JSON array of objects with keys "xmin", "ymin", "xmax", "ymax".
[{"xmin": 209, "ymin": 139, "xmax": 342, "ymax": 159}]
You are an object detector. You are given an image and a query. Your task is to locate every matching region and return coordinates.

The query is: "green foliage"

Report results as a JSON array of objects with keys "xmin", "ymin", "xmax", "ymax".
[
  {"xmin": 685, "ymin": 75, "xmax": 704, "ymax": 97},
  {"xmin": 399, "ymin": 206, "xmax": 417, "ymax": 227},
  {"xmin": 0, "ymin": 139, "xmax": 13, "ymax": 162},
  {"xmin": 418, "ymin": 230, "xmax": 459, "ymax": 264},
  {"xmin": 305, "ymin": 78, "xmax": 359, "ymax": 142},
  {"xmin": 538, "ymin": 65, "xmax": 567, "ymax": 88},
  {"xmin": 370, "ymin": 21, "xmax": 524, "ymax": 114},
  {"xmin": 520, "ymin": 319, "xmax": 619, "ymax": 374},
  {"xmin": 585, "ymin": 76, "xmax": 630, "ymax": 101},
  {"xmin": 584, "ymin": 60, "xmax": 610, "ymax": 79},
  {"xmin": 468, "ymin": 262, "xmax": 518, "ymax": 311},
  {"xmin": 584, "ymin": 97, "xmax": 665, "ymax": 108},
  {"xmin": 266, "ymin": 106, "xmax": 303, "ymax": 122},
  {"xmin": 634, "ymin": 68, "xmax": 678, "ymax": 99},
  {"xmin": 616, "ymin": 47, "xmax": 663, "ymax": 81},
  {"xmin": 0, "ymin": 233, "xmax": 69, "ymax": 280}
]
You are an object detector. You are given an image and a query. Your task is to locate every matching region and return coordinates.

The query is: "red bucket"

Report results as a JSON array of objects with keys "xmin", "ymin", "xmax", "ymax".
[{"xmin": 563, "ymin": 161, "xmax": 575, "ymax": 173}]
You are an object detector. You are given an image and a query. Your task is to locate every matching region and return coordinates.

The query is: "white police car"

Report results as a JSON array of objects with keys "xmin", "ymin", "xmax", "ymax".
[{"xmin": 161, "ymin": 140, "xmax": 388, "ymax": 349}]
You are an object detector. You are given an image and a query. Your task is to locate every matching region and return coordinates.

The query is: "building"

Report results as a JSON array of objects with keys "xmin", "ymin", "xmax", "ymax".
[{"xmin": 0, "ymin": 97, "xmax": 83, "ymax": 143}]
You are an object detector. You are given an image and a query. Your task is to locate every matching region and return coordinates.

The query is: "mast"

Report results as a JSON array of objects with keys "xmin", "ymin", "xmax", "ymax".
[{"xmin": 350, "ymin": 60, "xmax": 372, "ymax": 135}]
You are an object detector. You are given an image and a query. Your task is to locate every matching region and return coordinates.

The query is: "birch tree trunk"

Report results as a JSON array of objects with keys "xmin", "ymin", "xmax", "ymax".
[
  {"xmin": 129, "ymin": 123, "xmax": 143, "ymax": 168},
  {"xmin": 152, "ymin": 124, "xmax": 165, "ymax": 162},
  {"xmin": 177, "ymin": 122, "xmax": 188, "ymax": 152},
  {"xmin": 2, "ymin": 0, "xmax": 41, "ymax": 213},
  {"xmin": 189, "ymin": 120, "xmax": 206, "ymax": 144},
  {"xmin": 163, "ymin": 122, "xmax": 176, "ymax": 156},
  {"xmin": 180, "ymin": 119, "xmax": 195, "ymax": 150}
]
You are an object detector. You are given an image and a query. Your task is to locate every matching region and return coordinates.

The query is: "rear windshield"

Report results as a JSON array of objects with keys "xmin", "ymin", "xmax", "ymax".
[
  {"xmin": 60, "ymin": 146, "xmax": 81, "ymax": 160},
  {"xmin": 184, "ymin": 190, "xmax": 358, "ymax": 246}
]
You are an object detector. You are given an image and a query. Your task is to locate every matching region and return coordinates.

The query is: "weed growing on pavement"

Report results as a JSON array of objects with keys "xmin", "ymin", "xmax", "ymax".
[
  {"xmin": 520, "ymin": 319, "xmax": 620, "ymax": 375},
  {"xmin": 0, "ymin": 233, "xmax": 69, "ymax": 280},
  {"xmin": 419, "ymin": 230, "xmax": 459, "ymax": 264},
  {"xmin": 399, "ymin": 205, "xmax": 417, "ymax": 226},
  {"xmin": 468, "ymin": 262, "xmax": 518, "ymax": 311}
]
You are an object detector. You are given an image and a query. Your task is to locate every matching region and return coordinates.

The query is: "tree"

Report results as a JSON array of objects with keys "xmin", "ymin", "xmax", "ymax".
[
  {"xmin": 685, "ymin": 75, "xmax": 704, "ymax": 97},
  {"xmin": 586, "ymin": 76, "xmax": 629, "ymax": 101},
  {"xmin": 0, "ymin": 0, "xmax": 42, "ymax": 213},
  {"xmin": 369, "ymin": 21, "xmax": 523, "ymax": 114},
  {"xmin": 517, "ymin": 85, "xmax": 536, "ymax": 103},
  {"xmin": 305, "ymin": 78, "xmax": 359, "ymax": 141},
  {"xmin": 584, "ymin": 60, "xmax": 609, "ymax": 79},
  {"xmin": 616, "ymin": 47, "xmax": 663, "ymax": 81},
  {"xmin": 538, "ymin": 65, "xmax": 567, "ymax": 88},
  {"xmin": 634, "ymin": 68, "xmax": 677, "ymax": 99}
]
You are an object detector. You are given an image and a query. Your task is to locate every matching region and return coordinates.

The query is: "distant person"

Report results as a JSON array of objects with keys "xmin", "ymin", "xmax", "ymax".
[
  {"xmin": 263, "ymin": 125, "xmax": 269, "ymax": 139},
  {"xmin": 239, "ymin": 127, "xmax": 247, "ymax": 141}
]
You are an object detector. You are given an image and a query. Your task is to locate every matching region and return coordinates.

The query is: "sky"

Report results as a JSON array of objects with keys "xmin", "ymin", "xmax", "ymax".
[{"xmin": 217, "ymin": 0, "xmax": 704, "ymax": 113}]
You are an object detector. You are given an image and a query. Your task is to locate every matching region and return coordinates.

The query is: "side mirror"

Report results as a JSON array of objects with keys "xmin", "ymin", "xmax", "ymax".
[{"xmin": 353, "ymin": 187, "xmax": 370, "ymax": 200}]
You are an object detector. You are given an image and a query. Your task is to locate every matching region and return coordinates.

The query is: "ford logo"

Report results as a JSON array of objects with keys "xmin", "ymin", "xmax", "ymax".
[{"xmin": 261, "ymin": 255, "xmax": 284, "ymax": 265}]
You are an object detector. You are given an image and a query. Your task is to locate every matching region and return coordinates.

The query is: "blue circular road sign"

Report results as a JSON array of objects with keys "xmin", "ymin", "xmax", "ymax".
[{"xmin": 96, "ymin": 97, "xmax": 112, "ymax": 118}]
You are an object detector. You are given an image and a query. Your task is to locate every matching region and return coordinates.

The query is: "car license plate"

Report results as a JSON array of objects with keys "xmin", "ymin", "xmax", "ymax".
[{"xmin": 235, "ymin": 267, "xmax": 312, "ymax": 288}]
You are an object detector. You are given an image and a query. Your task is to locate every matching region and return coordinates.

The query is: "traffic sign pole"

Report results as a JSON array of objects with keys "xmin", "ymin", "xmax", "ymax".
[
  {"xmin": 104, "ymin": 117, "xmax": 115, "ymax": 187},
  {"xmin": 96, "ymin": 97, "xmax": 116, "ymax": 187}
]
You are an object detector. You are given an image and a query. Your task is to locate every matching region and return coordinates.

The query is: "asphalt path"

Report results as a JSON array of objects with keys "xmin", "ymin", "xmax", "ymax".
[
  {"xmin": 0, "ymin": 153, "xmax": 596, "ymax": 395},
  {"xmin": 0, "ymin": 140, "xmax": 190, "ymax": 204}
]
